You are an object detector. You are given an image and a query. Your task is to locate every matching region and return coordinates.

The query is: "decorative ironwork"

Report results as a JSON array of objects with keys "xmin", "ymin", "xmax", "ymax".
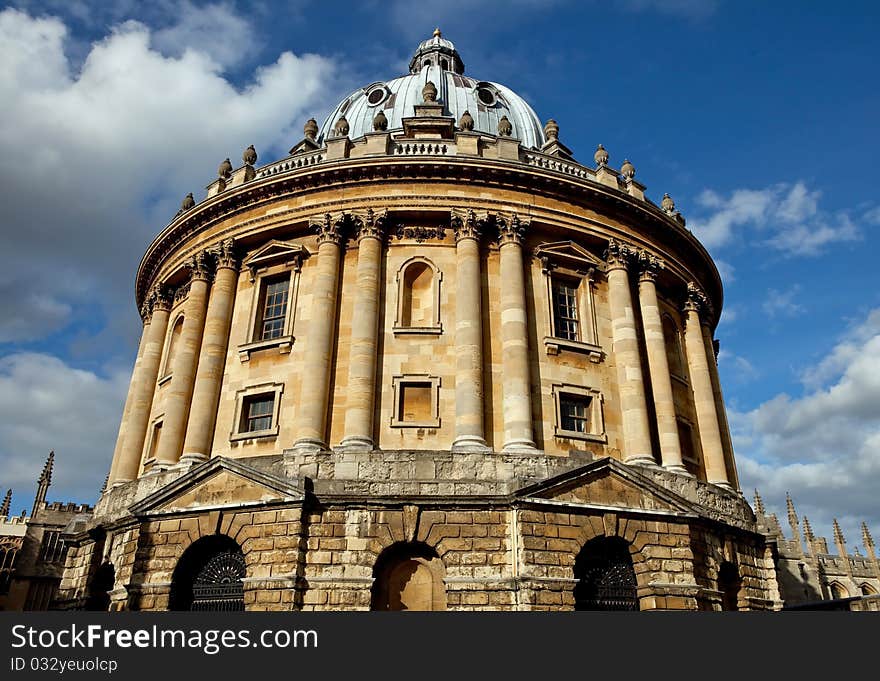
[
  {"xmin": 574, "ymin": 539, "xmax": 638, "ymax": 611},
  {"xmin": 191, "ymin": 551, "xmax": 245, "ymax": 611}
]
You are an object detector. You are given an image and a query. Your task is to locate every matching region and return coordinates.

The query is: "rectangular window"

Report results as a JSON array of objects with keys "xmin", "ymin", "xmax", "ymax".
[
  {"xmin": 258, "ymin": 276, "xmax": 290, "ymax": 341},
  {"xmin": 38, "ymin": 531, "xmax": 66, "ymax": 564},
  {"xmin": 399, "ymin": 382, "xmax": 433, "ymax": 423},
  {"xmin": 390, "ymin": 375, "xmax": 441, "ymax": 428},
  {"xmin": 148, "ymin": 422, "xmax": 162, "ymax": 462},
  {"xmin": 560, "ymin": 395, "xmax": 590, "ymax": 433},
  {"xmin": 552, "ymin": 279, "xmax": 579, "ymax": 341},
  {"xmin": 242, "ymin": 395, "xmax": 275, "ymax": 433},
  {"xmin": 678, "ymin": 419, "xmax": 699, "ymax": 474}
]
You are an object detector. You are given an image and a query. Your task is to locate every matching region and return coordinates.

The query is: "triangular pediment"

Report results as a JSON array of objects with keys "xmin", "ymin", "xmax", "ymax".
[
  {"xmin": 130, "ymin": 457, "xmax": 303, "ymax": 516},
  {"xmin": 243, "ymin": 240, "xmax": 309, "ymax": 274},
  {"xmin": 516, "ymin": 457, "xmax": 696, "ymax": 516},
  {"xmin": 534, "ymin": 241, "xmax": 604, "ymax": 272}
]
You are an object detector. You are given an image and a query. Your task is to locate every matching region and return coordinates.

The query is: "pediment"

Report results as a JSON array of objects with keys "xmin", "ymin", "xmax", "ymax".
[
  {"xmin": 534, "ymin": 241, "xmax": 604, "ymax": 272},
  {"xmin": 130, "ymin": 457, "xmax": 303, "ymax": 516},
  {"xmin": 515, "ymin": 457, "xmax": 696, "ymax": 516},
  {"xmin": 289, "ymin": 137, "xmax": 321, "ymax": 155},
  {"xmin": 243, "ymin": 240, "xmax": 309, "ymax": 275}
]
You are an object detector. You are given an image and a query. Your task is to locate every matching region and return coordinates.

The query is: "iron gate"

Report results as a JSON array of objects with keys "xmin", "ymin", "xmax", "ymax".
[
  {"xmin": 574, "ymin": 540, "xmax": 638, "ymax": 611},
  {"xmin": 191, "ymin": 551, "xmax": 246, "ymax": 611}
]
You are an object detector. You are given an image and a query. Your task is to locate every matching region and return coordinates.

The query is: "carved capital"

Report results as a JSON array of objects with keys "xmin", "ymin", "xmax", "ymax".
[
  {"xmin": 186, "ymin": 250, "xmax": 213, "ymax": 282},
  {"xmin": 394, "ymin": 223, "xmax": 446, "ymax": 243},
  {"xmin": 212, "ymin": 238, "xmax": 238, "ymax": 270},
  {"xmin": 355, "ymin": 208, "xmax": 385, "ymax": 242},
  {"xmin": 604, "ymin": 239, "xmax": 636, "ymax": 271},
  {"xmin": 451, "ymin": 209, "xmax": 481, "ymax": 242},
  {"xmin": 140, "ymin": 300, "xmax": 153, "ymax": 323},
  {"xmin": 498, "ymin": 213, "xmax": 527, "ymax": 246},
  {"xmin": 637, "ymin": 250, "xmax": 665, "ymax": 282},
  {"xmin": 149, "ymin": 283, "xmax": 173, "ymax": 312},
  {"xmin": 684, "ymin": 281, "xmax": 709, "ymax": 316},
  {"xmin": 313, "ymin": 213, "xmax": 343, "ymax": 246}
]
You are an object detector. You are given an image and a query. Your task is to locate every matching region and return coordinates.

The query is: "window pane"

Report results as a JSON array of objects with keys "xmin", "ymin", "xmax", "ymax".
[
  {"xmin": 260, "ymin": 278, "xmax": 289, "ymax": 340},
  {"xmin": 552, "ymin": 280, "xmax": 579, "ymax": 341},
  {"xmin": 560, "ymin": 395, "xmax": 590, "ymax": 433},
  {"xmin": 245, "ymin": 396, "xmax": 274, "ymax": 432}
]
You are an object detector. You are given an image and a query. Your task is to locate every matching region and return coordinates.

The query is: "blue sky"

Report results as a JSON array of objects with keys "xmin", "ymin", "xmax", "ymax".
[{"xmin": 0, "ymin": 0, "xmax": 878, "ymax": 550}]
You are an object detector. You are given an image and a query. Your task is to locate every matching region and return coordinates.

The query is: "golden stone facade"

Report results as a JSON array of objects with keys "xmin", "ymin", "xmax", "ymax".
[{"xmin": 57, "ymin": 31, "xmax": 783, "ymax": 611}]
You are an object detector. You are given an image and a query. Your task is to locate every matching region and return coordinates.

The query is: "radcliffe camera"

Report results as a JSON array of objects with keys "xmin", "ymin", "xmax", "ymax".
[{"xmin": 0, "ymin": 3, "xmax": 877, "ymax": 622}]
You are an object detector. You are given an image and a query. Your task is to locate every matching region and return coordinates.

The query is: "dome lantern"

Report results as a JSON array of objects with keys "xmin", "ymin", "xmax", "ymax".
[{"xmin": 409, "ymin": 27, "xmax": 465, "ymax": 74}]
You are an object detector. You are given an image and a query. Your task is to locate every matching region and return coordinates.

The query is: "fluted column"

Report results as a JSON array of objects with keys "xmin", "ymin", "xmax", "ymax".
[
  {"xmin": 499, "ymin": 215, "xmax": 536, "ymax": 451},
  {"xmin": 683, "ymin": 284, "xmax": 730, "ymax": 488},
  {"xmin": 293, "ymin": 214, "xmax": 343, "ymax": 452},
  {"xmin": 154, "ymin": 253, "xmax": 211, "ymax": 469},
  {"xmin": 107, "ymin": 310, "xmax": 150, "ymax": 485},
  {"xmin": 605, "ymin": 240, "xmax": 654, "ymax": 465},
  {"xmin": 701, "ymin": 322, "xmax": 739, "ymax": 489},
  {"xmin": 636, "ymin": 253, "xmax": 688, "ymax": 474},
  {"xmin": 113, "ymin": 286, "xmax": 172, "ymax": 484},
  {"xmin": 181, "ymin": 239, "xmax": 239, "ymax": 465},
  {"xmin": 452, "ymin": 210, "xmax": 488, "ymax": 451},
  {"xmin": 341, "ymin": 211, "xmax": 383, "ymax": 450}
]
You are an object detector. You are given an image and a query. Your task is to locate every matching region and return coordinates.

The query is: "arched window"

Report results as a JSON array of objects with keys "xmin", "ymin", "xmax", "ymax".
[
  {"xmin": 662, "ymin": 314, "xmax": 685, "ymax": 379},
  {"xmin": 440, "ymin": 58, "xmax": 449, "ymax": 70},
  {"xmin": 170, "ymin": 535, "xmax": 245, "ymax": 611},
  {"xmin": 161, "ymin": 315, "xmax": 184, "ymax": 379},
  {"xmin": 573, "ymin": 536, "xmax": 638, "ymax": 611},
  {"xmin": 829, "ymin": 581, "xmax": 849, "ymax": 600},
  {"xmin": 718, "ymin": 561, "xmax": 741, "ymax": 611},
  {"xmin": 859, "ymin": 583, "xmax": 878, "ymax": 596},
  {"xmin": 394, "ymin": 257, "xmax": 442, "ymax": 334},
  {"xmin": 371, "ymin": 542, "xmax": 446, "ymax": 611}
]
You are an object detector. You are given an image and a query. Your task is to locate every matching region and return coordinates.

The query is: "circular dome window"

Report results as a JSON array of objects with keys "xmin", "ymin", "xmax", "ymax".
[
  {"xmin": 476, "ymin": 85, "xmax": 497, "ymax": 107},
  {"xmin": 366, "ymin": 85, "xmax": 389, "ymax": 107}
]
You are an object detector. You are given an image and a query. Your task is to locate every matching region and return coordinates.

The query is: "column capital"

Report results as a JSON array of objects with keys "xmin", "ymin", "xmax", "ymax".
[
  {"xmin": 212, "ymin": 237, "xmax": 239, "ymax": 271},
  {"xmin": 498, "ymin": 213, "xmax": 528, "ymax": 246},
  {"xmin": 604, "ymin": 238, "xmax": 637, "ymax": 271},
  {"xmin": 313, "ymin": 212, "xmax": 344, "ymax": 246},
  {"xmin": 187, "ymin": 250, "xmax": 213, "ymax": 283},
  {"xmin": 354, "ymin": 208, "xmax": 386, "ymax": 242},
  {"xmin": 451, "ymin": 208, "xmax": 482, "ymax": 242},
  {"xmin": 149, "ymin": 283, "xmax": 173, "ymax": 313},
  {"xmin": 684, "ymin": 281, "xmax": 712, "ymax": 319},
  {"xmin": 139, "ymin": 299, "xmax": 153, "ymax": 323},
  {"xmin": 637, "ymin": 250, "xmax": 665, "ymax": 282}
]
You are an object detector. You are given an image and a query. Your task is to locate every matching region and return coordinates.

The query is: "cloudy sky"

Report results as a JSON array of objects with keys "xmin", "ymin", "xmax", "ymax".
[{"xmin": 0, "ymin": 1, "xmax": 877, "ymax": 551}]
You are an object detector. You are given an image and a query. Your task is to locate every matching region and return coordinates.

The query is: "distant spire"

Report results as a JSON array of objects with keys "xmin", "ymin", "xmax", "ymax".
[
  {"xmin": 753, "ymin": 489, "xmax": 765, "ymax": 515},
  {"xmin": 802, "ymin": 516, "xmax": 814, "ymax": 542},
  {"xmin": 32, "ymin": 450, "xmax": 54, "ymax": 516},
  {"xmin": 863, "ymin": 522, "xmax": 877, "ymax": 563},
  {"xmin": 0, "ymin": 489, "xmax": 10, "ymax": 517},
  {"xmin": 832, "ymin": 519, "xmax": 847, "ymax": 558}
]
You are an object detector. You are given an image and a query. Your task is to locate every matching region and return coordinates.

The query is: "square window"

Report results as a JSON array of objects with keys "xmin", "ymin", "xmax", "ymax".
[
  {"xmin": 391, "ymin": 375, "xmax": 441, "ymax": 428},
  {"xmin": 231, "ymin": 383, "xmax": 283, "ymax": 441},
  {"xmin": 399, "ymin": 382, "xmax": 433, "ymax": 423},
  {"xmin": 560, "ymin": 395, "xmax": 590, "ymax": 433},
  {"xmin": 552, "ymin": 384, "xmax": 605, "ymax": 443},
  {"xmin": 242, "ymin": 394, "xmax": 275, "ymax": 433}
]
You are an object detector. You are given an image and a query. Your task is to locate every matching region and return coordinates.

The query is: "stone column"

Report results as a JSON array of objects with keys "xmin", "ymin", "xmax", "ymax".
[
  {"xmin": 605, "ymin": 240, "xmax": 654, "ymax": 466},
  {"xmin": 341, "ymin": 211, "xmax": 383, "ymax": 450},
  {"xmin": 153, "ymin": 253, "xmax": 211, "ymax": 469},
  {"xmin": 293, "ymin": 214, "xmax": 343, "ymax": 452},
  {"xmin": 682, "ymin": 284, "xmax": 730, "ymax": 488},
  {"xmin": 107, "ymin": 312, "xmax": 150, "ymax": 485},
  {"xmin": 499, "ymin": 215, "xmax": 536, "ymax": 451},
  {"xmin": 701, "ymin": 323, "xmax": 739, "ymax": 489},
  {"xmin": 113, "ymin": 286, "xmax": 172, "ymax": 484},
  {"xmin": 636, "ymin": 253, "xmax": 688, "ymax": 474},
  {"xmin": 452, "ymin": 211, "xmax": 489, "ymax": 451},
  {"xmin": 181, "ymin": 239, "xmax": 239, "ymax": 465}
]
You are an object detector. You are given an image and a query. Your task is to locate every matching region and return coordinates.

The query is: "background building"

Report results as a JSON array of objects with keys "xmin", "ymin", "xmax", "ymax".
[{"xmin": 54, "ymin": 30, "xmax": 812, "ymax": 611}]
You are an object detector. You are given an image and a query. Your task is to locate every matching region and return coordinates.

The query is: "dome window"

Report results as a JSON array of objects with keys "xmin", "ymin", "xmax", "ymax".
[
  {"xmin": 365, "ymin": 84, "xmax": 390, "ymax": 107},
  {"xmin": 475, "ymin": 83, "xmax": 497, "ymax": 107}
]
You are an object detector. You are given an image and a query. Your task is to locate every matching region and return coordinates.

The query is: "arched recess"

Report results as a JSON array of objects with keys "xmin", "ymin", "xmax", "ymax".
[
  {"xmin": 662, "ymin": 313, "xmax": 686, "ymax": 380},
  {"xmin": 859, "ymin": 583, "xmax": 878, "ymax": 596},
  {"xmin": 169, "ymin": 535, "xmax": 245, "ymax": 611},
  {"xmin": 161, "ymin": 314, "xmax": 185, "ymax": 378},
  {"xmin": 829, "ymin": 581, "xmax": 849, "ymax": 600},
  {"xmin": 370, "ymin": 542, "xmax": 446, "ymax": 611},
  {"xmin": 573, "ymin": 536, "xmax": 638, "ymax": 611},
  {"xmin": 718, "ymin": 561, "xmax": 741, "ymax": 611},
  {"xmin": 394, "ymin": 257, "xmax": 442, "ymax": 333},
  {"xmin": 85, "ymin": 562, "xmax": 115, "ymax": 611}
]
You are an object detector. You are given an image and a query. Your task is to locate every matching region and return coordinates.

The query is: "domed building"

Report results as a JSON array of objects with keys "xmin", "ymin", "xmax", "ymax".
[{"xmin": 57, "ymin": 30, "xmax": 781, "ymax": 611}]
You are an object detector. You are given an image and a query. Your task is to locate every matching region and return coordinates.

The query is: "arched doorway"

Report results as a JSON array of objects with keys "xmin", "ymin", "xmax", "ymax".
[
  {"xmin": 718, "ymin": 561, "xmax": 741, "ymax": 611},
  {"xmin": 85, "ymin": 562, "xmax": 115, "ymax": 611},
  {"xmin": 371, "ymin": 542, "xmax": 446, "ymax": 611},
  {"xmin": 170, "ymin": 535, "xmax": 245, "ymax": 611},
  {"xmin": 574, "ymin": 536, "xmax": 638, "ymax": 611}
]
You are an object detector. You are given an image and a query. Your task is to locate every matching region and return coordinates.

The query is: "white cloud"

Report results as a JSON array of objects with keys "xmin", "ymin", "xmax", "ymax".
[
  {"xmin": 152, "ymin": 2, "xmax": 254, "ymax": 68},
  {"xmin": 734, "ymin": 307, "xmax": 880, "ymax": 544},
  {"xmin": 689, "ymin": 181, "xmax": 863, "ymax": 256},
  {"xmin": 0, "ymin": 353, "xmax": 129, "ymax": 507},
  {"xmin": 717, "ymin": 349, "xmax": 758, "ymax": 383},
  {"xmin": 762, "ymin": 285, "xmax": 804, "ymax": 319},
  {"xmin": 0, "ymin": 7, "xmax": 338, "ymax": 349}
]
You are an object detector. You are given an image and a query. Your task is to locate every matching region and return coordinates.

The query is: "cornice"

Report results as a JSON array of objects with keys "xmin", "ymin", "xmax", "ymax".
[{"xmin": 135, "ymin": 155, "xmax": 723, "ymax": 325}]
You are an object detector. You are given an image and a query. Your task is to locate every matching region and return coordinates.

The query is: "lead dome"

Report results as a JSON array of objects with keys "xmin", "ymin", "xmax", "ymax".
[{"xmin": 317, "ymin": 29, "xmax": 546, "ymax": 149}]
